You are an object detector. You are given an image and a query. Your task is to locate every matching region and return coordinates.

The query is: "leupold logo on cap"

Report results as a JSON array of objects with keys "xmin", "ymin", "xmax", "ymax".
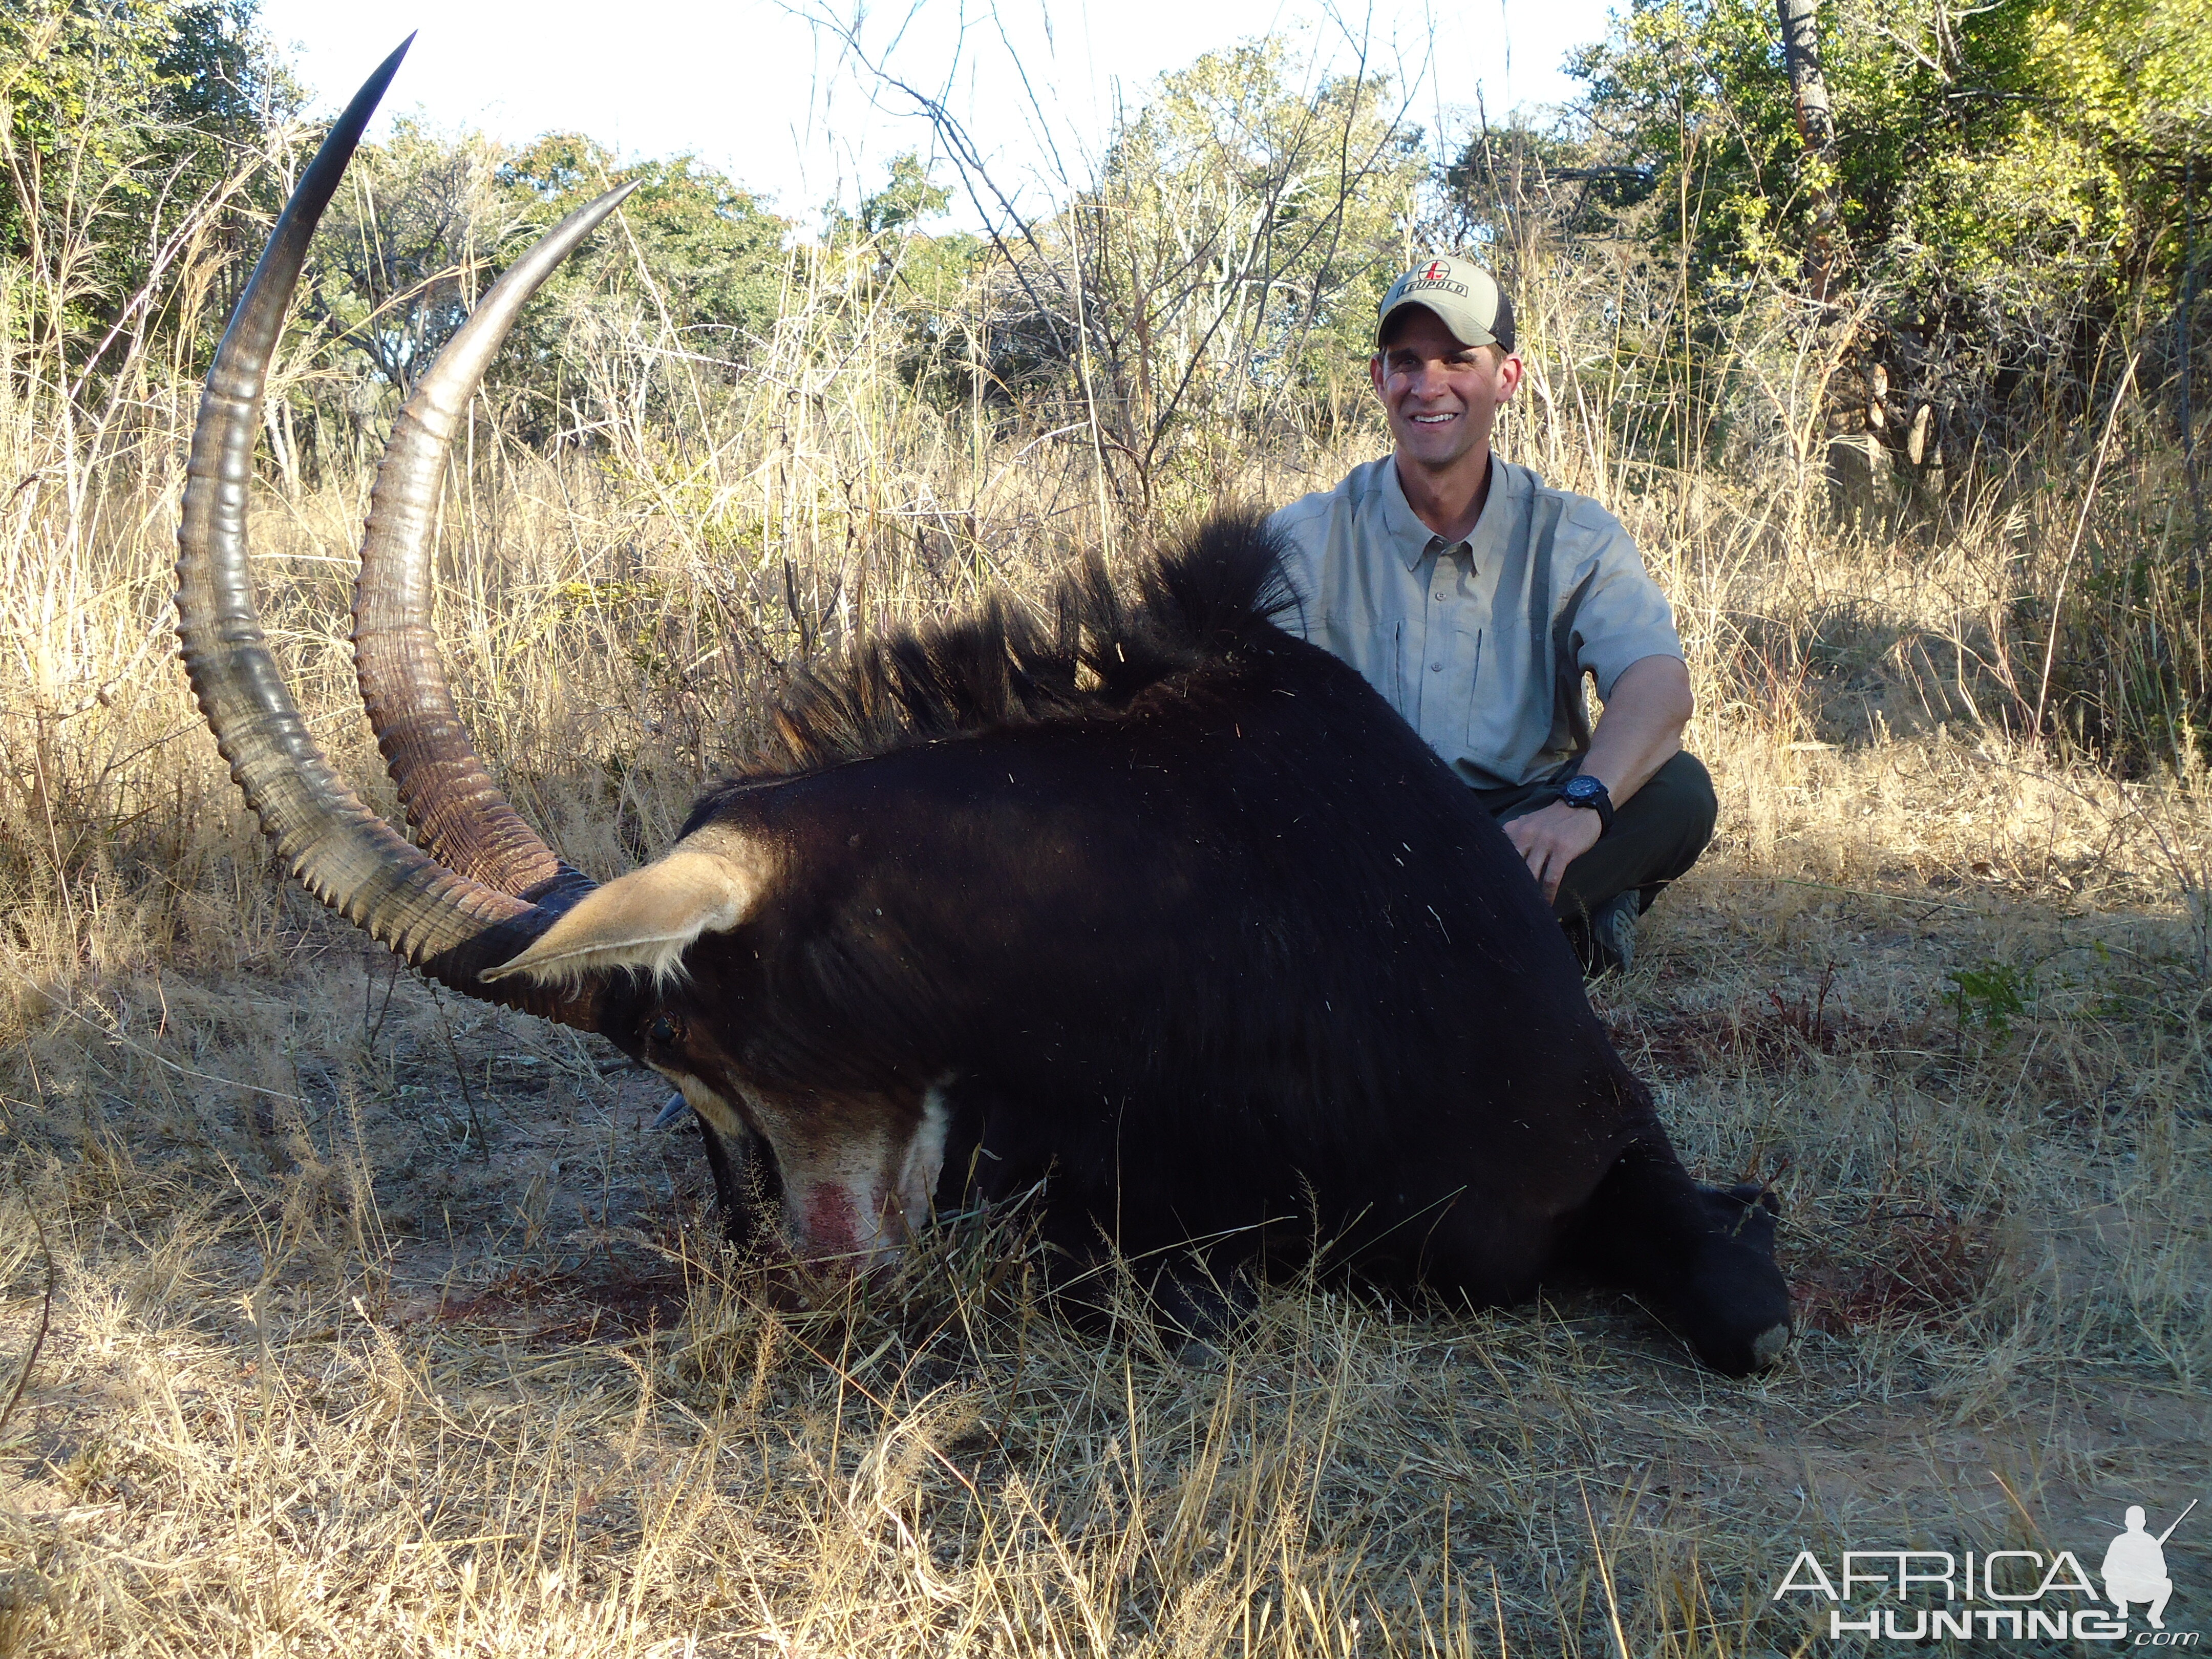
[{"xmin": 1385, "ymin": 258, "xmax": 1483, "ymax": 315}]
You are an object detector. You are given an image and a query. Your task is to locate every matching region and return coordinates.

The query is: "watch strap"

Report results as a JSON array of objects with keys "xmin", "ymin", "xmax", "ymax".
[{"xmin": 1560, "ymin": 776, "xmax": 1614, "ymax": 835}]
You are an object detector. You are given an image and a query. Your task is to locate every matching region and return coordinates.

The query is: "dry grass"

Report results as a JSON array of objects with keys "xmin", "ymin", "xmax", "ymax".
[{"xmin": 5, "ymin": 224, "xmax": 2211, "ymax": 1653}]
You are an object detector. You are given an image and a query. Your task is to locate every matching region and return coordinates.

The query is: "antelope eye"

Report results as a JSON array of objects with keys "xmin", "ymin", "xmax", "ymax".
[{"xmin": 646, "ymin": 1013, "xmax": 682, "ymax": 1048}]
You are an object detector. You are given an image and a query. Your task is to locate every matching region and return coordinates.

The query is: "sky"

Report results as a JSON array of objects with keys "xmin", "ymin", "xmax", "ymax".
[{"xmin": 254, "ymin": 0, "xmax": 1618, "ymax": 229}]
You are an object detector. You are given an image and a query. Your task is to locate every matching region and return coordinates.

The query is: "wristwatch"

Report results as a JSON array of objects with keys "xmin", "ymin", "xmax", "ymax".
[{"xmin": 1557, "ymin": 773, "xmax": 1615, "ymax": 835}]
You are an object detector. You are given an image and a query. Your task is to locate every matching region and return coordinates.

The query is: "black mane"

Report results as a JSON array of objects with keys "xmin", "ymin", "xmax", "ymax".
[{"xmin": 749, "ymin": 513, "xmax": 1299, "ymax": 776}]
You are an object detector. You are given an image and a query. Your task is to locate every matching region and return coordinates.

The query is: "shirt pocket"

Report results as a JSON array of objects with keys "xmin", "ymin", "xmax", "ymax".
[
  {"xmin": 1359, "ymin": 619, "xmax": 1408, "ymax": 716},
  {"xmin": 1447, "ymin": 626, "xmax": 1497, "ymax": 750},
  {"xmin": 1463, "ymin": 624, "xmax": 1541, "ymax": 773}
]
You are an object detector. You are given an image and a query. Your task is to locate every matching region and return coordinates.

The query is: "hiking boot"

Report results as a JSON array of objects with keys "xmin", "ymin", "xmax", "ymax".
[{"xmin": 1577, "ymin": 890, "xmax": 1640, "ymax": 977}]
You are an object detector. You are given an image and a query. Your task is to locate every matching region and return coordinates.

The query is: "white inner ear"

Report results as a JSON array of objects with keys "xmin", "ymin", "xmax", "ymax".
[{"xmin": 483, "ymin": 832, "xmax": 763, "ymax": 987}]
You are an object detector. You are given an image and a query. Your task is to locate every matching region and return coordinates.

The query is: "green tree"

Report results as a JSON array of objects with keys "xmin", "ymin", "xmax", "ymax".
[
  {"xmin": 300, "ymin": 117, "xmax": 513, "ymax": 395},
  {"xmin": 852, "ymin": 151, "xmax": 952, "ymax": 238},
  {"xmin": 498, "ymin": 133, "xmax": 790, "ymax": 363},
  {"xmin": 295, "ymin": 127, "xmax": 793, "ymax": 448},
  {"xmin": 1569, "ymin": 0, "xmax": 2211, "ymax": 341},
  {"xmin": 1015, "ymin": 37, "xmax": 1427, "ymax": 498},
  {"xmin": 815, "ymin": 151, "xmax": 986, "ymax": 407},
  {"xmin": 3, "ymin": 0, "xmax": 296, "ymax": 392}
]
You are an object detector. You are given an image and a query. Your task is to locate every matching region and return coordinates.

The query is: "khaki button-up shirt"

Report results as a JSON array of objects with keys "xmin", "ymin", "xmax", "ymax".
[{"xmin": 1267, "ymin": 454, "xmax": 1684, "ymax": 791}]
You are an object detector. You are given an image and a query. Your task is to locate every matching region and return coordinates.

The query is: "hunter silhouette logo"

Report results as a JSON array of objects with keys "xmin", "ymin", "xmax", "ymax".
[
  {"xmin": 2105, "ymin": 1502, "xmax": 2195, "ymax": 1630},
  {"xmin": 1772, "ymin": 1497, "xmax": 2199, "ymax": 1644}
]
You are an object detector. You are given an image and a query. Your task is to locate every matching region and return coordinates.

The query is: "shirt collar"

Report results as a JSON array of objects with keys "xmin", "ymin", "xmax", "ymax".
[
  {"xmin": 1379, "ymin": 455, "xmax": 1440, "ymax": 569},
  {"xmin": 1464, "ymin": 453, "xmax": 1519, "ymax": 569},
  {"xmin": 1382, "ymin": 452, "xmax": 1509, "ymax": 570}
]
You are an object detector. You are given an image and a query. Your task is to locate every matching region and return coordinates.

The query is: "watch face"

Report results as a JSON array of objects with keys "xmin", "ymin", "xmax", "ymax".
[{"xmin": 1563, "ymin": 776, "xmax": 1601, "ymax": 804}]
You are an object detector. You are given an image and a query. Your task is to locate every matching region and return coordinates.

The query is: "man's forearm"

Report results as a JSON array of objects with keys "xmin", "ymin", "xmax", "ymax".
[
  {"xmin": 1502, "ymin": 653, "xmax": 1694, "ymax": 904},
  {"xmin": 1579, "ymin": 655, "xmax": 1693, "ymax": 807}
]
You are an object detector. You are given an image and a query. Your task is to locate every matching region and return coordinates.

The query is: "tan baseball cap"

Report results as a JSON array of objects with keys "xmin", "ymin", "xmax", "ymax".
[{"xmin": 1376, "ymin": 254, "xmax": 1515, "ymax": 353}]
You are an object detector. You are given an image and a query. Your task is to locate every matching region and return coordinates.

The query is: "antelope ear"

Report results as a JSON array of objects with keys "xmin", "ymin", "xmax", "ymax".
[{"xmin": 483, "ymin": 836, "xmax": 762, "ymax": 988}]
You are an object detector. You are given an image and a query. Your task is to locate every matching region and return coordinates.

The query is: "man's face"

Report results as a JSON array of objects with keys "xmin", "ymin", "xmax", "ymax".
[{"xmin": 1370, "ymin": 308, "xmax": 1523, "ymax": 475}]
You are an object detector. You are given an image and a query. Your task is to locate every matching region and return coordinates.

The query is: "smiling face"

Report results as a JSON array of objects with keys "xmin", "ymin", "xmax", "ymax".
[{"xmin": 1370, "ymin": 307, "xmax": 1523, "ymax": 479}]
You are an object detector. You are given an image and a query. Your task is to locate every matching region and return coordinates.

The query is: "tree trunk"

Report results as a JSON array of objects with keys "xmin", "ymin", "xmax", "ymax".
[{"xmin": 1776, "ymin": 0, "xmax": 1840, "ymax": 300}]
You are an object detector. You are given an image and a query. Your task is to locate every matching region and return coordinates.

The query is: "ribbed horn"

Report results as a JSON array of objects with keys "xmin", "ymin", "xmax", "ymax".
[
  {"xmin": 352, "ymin": 183, "xmax": 640, "ymax": 904},
  {"xmin": 173, "ymin": 41, "xmax": 605, "ymax": 1030}
]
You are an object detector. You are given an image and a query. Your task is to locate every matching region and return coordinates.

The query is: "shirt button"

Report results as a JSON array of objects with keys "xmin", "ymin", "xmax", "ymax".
[{"xmin": 1429, "ymin": 661, "xmax": 1442, "ymax": 672}]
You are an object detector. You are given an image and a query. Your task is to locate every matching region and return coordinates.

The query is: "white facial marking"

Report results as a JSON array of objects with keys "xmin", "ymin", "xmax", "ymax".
[
  {"xmin": 660, "ymin": 1070, "xmax": 747, "ymax": 1138},
  {"xmin": 895, "ymin": 1084, "xmax": 952, "ymax": 1232},
  {"xmin": 780, "ymin": 1130, "xmax": 901, "ymax": 1263},
  {"xmin": 740, "ymin": 1079, "xmax": 957, "ymax": 1266}
]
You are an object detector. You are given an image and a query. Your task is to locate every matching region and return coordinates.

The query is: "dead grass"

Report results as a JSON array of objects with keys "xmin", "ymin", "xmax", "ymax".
[
  {"xmin": 4, "ymin": 248, "xmax": 2210, "ymax": 1653},
  {"xmin": 5, "ymin": 503, "xmax": 2209, "ymax": 1652}
]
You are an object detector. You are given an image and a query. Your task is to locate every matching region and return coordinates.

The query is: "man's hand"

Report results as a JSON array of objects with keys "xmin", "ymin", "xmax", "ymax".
[
  {"xmin": 1504, "ymin": 655, "xmax": 1693, "ymax": 906},
  {"xmin": 1504, "ymin": 799, "xmax": 1604, "ymax": 905}
]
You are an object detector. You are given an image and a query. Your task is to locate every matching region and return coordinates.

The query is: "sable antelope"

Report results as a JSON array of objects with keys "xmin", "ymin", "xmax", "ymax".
[{"xmin": 177, "ymin": 42, "xmax": 1791, "ymax": 1375}]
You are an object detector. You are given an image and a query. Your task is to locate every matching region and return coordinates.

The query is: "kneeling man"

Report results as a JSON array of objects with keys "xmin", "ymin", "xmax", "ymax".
[{"xmin": 1269, "ymin": 256, "xmax": 1715, "ymax": 974}]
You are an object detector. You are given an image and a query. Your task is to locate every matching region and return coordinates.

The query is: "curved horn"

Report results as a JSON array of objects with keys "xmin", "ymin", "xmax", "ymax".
[
  {"xmin": 352, "ymin": 183, "xmax": 640, "ymax": 904},
  {"xmin": 174, "ymin": 41, "xmax": 605, "ymax": 1030}
]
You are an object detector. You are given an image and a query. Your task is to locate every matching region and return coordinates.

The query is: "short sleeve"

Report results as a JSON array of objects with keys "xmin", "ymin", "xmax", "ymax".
[{"xmin": 1563, "ymin": 497, "xmax": 1683, "ymax": 698}]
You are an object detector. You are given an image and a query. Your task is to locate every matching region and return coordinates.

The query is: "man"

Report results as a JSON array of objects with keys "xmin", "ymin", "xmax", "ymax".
[{"xmin": 1268, "ymin": 254, "xmax": 1715, "ymax": 975}]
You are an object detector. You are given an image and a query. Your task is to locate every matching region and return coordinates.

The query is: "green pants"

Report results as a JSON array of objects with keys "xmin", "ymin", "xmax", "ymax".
[{"xmin": 1477, "ymin": 751, "xmax": 1718, "ymax": 923}]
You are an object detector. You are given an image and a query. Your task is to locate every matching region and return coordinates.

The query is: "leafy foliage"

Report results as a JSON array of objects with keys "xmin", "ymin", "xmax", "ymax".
[
  {"xmin": 1945, "ymin": 960, "xmax": 2036, "ymax": 1035},
  {"xmin": 1448, "ymin": 0, "xmax": 2212, "ymax": 765},
  {"xmin": 1567, "ymin": 0, "xmax": 2212, "ymax": 359},
  {"xmin": 499, "ymin": 133, "xmax": 790, "ymax": 361},
  {"xmin": 997, "ymin": 38, "xmax": 1427, "ymax": 502},
  {"xmin": 816, "ymin": 151, "xmax": 987, "ymax": 406},
  {"xmin": 287, "ymin": 124, "xmax": 792, "ymax": 446},
  {"xmin": 3, "ymin": 0, "xmax": 295, "ymax": 373}
]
